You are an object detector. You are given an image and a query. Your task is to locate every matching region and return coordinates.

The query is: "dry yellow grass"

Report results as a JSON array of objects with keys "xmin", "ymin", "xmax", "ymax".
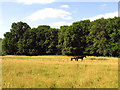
[{"xmin": 2, "ymin": 55, "xmax": 118, "ymax": 88}]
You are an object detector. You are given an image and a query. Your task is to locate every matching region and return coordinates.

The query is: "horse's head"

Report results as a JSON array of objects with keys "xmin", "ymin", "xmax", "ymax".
[{"xmin": 83, "ymin": 55, "xmax": 86, "ymax": 58}]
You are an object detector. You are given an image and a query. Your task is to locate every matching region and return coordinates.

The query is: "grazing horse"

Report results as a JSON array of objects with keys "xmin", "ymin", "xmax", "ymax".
[{"xmin": 71, "ymin": 55, "xmax": 86, "ymax": 61}]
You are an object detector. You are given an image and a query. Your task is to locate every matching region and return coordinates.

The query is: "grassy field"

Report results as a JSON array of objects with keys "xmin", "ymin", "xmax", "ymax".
[{"xmin": 1, "ymin": 55, "xmax": 118, "ymax": 88}]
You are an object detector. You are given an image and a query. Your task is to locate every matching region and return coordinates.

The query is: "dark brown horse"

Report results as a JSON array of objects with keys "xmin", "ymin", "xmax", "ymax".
[{"xmin": 71, "ymin": 55, "xmax": 86, "ymax": 61}]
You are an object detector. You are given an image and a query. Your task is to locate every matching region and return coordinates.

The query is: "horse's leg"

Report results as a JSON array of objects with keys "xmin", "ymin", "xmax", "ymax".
[
  {"xmin": 74, "ymin": 58, "xmax": 76, "ymax": 61},
  {"xmin": 81, "ymin": 59, "xmax": 83, "ymax": 62},
  {"xmin": 77, "ymin": 58, "xmax": 78, "ymax": 61}
]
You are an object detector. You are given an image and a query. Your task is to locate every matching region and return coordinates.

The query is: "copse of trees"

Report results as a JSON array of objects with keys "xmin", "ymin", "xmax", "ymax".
[
  {"xmin": 59, "ymin": 20, "xmax": 90, "ymax": 56},
  {"xmin": 85, "ymin": 17, "xmax": 120, "ymax": 57},
  {"xmin": 2, "ymin": 17, "xmax": 120, "ymax": 57}
]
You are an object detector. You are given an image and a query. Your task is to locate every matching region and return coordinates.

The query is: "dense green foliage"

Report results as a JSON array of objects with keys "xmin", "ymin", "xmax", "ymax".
[
  {"xmin": 0, "ymin": 38, "xmax": 2, "ymax": 55},
  {"xmin": 2, "ymin": 17, "xmax": 120, "ymax": 57}
]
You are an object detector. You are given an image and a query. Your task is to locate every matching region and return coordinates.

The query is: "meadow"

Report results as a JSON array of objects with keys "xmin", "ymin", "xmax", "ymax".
[{"xmin": 1, "ymin": 55, "xmax": 118, "ymax": 88}]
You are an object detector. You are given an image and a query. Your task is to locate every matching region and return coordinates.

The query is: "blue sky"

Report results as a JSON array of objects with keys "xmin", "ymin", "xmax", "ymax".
[{"xmin": 0, "ymin": 0, "xmax": 119, "ymax": 38}]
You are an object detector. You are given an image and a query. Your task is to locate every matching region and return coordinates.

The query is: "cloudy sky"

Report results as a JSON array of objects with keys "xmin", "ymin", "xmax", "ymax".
[{"xmin": 0, "ymin": 0, "xmax": 119, "ymax": 38}]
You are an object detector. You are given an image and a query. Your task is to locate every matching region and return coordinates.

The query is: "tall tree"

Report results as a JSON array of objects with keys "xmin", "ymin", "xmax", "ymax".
[
  {"xmin": 0, "ymin": 38, "xmax": 2, "ymax": 55},
  {"xmin": 17, "ymin": 28, "xmax": 36, "ymax": 55},
  {"xmin": 36, "ymin": 25, "xmax": 51, "ymax": 55},
  {"xmin": 105, "ymin": 17, "xmax": 120, "ymax": 56},
  {"xmin": 3, "ymin": 21, "xmax": 31, "ymax": 55},
  {"xmin": 86, "ymin": 18, "xmax": 108, "ymax": 56},
  {"xmin": 45, "ymin": 28, "xmax": 58, "ymax": 55},
  {"xmin": 57, "ymin": 26, "xmax": 69, "ymax": 55},
  {"xmin": 62, "ymin": 20, "xmax": 90, "ymax": 56}
]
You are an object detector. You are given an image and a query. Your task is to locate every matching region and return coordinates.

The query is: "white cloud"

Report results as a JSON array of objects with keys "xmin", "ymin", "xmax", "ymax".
[
  {"xmin": 16, "ymin": 0, "xmax": 56, "ymax": 4},
  {"xmin": 1, "ymin": 0, "xmax": 119, "ymax": 2},
  {"xmin": 60, "ymin": 5, "xmax": 69, "ymax": 8},
  {"xmin": 83, "ymin": 11, "xmax": 118, "ymax": 21},
  {"xmin": 63, "ymin": 16, "xmax": 72, "ymax": 20},
  {"xmin": 101, "ymin": 4, "xmax": 107, "ymax": 7},
  {"xmin": 25, "ymin": 8, "xmax": 72, "ymax": 21},
  {"xmin": 0, "ymin": 0, "xmax": 55, "ymax": 4},
  {"xmin": 55, "ymin": 0, "xmax": 119, "ymax": 2},
  {"xmin": 51, "ymin": 21, "xmax": 72, "ymax": 28}
]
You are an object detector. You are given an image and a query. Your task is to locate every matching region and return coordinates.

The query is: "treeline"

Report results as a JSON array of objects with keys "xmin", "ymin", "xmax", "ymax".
[
  {"xmin": 2, "ymin": 17, "xmax": 120, "ymax": 57},
  {"xmin": 0, "ymin": 38, "xmax": 2, "ymax": 55}
]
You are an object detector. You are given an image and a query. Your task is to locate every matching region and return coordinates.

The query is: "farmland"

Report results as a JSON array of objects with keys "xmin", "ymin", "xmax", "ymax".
[{"xmin": 2, "ymin": 55, "xmax": 118, "ymax": 88}]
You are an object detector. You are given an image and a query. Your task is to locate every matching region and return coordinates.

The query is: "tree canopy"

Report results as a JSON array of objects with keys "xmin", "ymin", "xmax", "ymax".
[{"xmin": 2, "ymin": 17, "xmax": 120, "ymax": 57}]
